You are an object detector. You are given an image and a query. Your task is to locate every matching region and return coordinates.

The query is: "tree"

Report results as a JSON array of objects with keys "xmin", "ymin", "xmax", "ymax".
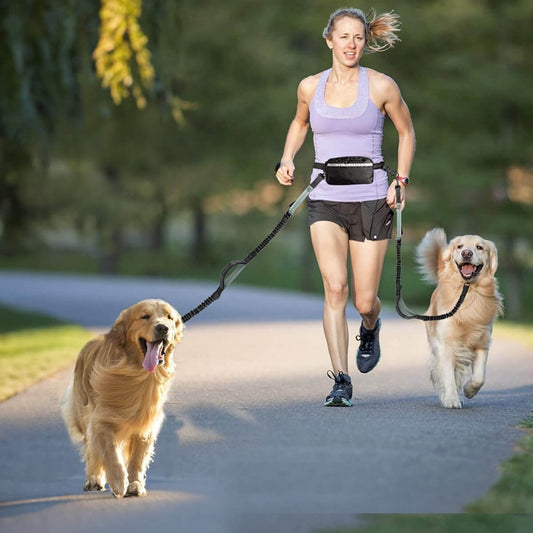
[{"xmin": 0, "ymin": 1, "xmax": 96, "ymax": 251}]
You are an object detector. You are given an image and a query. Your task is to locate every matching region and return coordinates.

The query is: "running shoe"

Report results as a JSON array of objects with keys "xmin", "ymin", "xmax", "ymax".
[
  {"xmin": 356, "ymin": 318, "xmax": 381, "ymax": 373},
  {"xmin": 324, "ymin": 370, "xmax": 353, "ymax": 407}
]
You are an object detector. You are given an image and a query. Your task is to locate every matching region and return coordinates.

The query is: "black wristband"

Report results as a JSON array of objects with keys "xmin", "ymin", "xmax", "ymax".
[{"xmin": 275, "ymin": 162, "xmax": 282, "ymax": 172}]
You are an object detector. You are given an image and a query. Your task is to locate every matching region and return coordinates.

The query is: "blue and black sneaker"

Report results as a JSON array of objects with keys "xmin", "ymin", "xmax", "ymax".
[
  {"xmin": 324, "ymin": 370, "xmax": 353, "ymax": 407},
  {"xmin": 356, "ymin": 317, "xmax": 381, "ymax": 374}
]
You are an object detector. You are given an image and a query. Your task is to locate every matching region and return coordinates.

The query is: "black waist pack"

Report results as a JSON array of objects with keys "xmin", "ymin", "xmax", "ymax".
[{"xmin": 313, "ymin": 156, "xmax": 384, "ymax": 186}]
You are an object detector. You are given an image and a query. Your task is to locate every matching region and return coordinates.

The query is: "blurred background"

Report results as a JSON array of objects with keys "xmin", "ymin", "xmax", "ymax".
[{"xmin": 1, "ymin": 0, "xmax": 532, "ymax": 321}]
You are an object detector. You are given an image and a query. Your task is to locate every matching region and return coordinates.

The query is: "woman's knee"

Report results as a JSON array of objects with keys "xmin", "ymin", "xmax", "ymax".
[
  {"xmin": 324, "ymin": 280, "xmax": 349, "ymax": 307},
  {"xmin": 354, "ymin": 295, "xmax": 378, "ymax": 316}
]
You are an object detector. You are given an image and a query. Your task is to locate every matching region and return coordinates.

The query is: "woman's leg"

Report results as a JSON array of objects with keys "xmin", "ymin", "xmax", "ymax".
[
  {"xmin": 349, "ymin": 238, "xmax": 388, "ymax": 328},
  {"xmin": 350, "ymin": 238, "xmax": 388, "ymax": 373},
  {"xmin": 310, "ymin": 221, "xmax": 350, "ymax": 374}
]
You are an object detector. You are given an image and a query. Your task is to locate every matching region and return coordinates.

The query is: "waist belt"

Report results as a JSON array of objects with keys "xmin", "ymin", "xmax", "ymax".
[
  {"xmin": 313, "ymin": 160, "xmax": 384, "ymax": 171},
  {"xmin": 313, "ymin": 157, "xmax": 397, "ymax": 186}
]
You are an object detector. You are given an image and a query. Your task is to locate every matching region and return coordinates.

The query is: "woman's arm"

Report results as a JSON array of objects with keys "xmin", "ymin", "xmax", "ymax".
[
  {"xmin": 276, "ymin": 76, "xmax": 316, "ymax": 186},
  {"xmin": 384, "ymin": 80, "xmax": 415, "ymax": 179},
  {"xmin": 379, "ymin": 75, "xmax": 416, "ymax": 208}
]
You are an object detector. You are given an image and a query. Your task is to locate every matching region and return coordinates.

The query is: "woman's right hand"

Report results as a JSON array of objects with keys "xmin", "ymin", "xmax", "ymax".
[{"xmin": 275, "ymin": 160, "xmax": 295, "ymax": 186}]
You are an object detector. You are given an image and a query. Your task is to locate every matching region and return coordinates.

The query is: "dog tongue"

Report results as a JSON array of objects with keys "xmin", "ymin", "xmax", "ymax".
[
  {"xmin": 461, "ymin": 264, "xmax": 476, "ymax": 276},
  {"xmin": 142, "ymin": 341, "xmax": 162, "ymax": 373}
]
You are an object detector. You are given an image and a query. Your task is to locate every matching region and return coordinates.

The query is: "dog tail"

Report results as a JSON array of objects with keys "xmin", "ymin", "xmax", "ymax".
[
  {"xmin": 416, "ymin": 227, "xmax": 447, "ymax": 285},
  {"xmin": 60, "ymin": 375, "xmax": 84, "ymax": 445}
]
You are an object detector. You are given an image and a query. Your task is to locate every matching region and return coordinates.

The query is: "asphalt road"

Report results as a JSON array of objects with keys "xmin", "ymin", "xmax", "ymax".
[{"xmin": 0, "ymin": 271, "xmax": 532, "ymax": 533}]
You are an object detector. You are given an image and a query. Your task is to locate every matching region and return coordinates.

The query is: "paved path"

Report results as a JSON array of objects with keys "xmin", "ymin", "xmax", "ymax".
[
  {"xmin": 0, "ymin": 272, "xmax": 532, "ymax": 532},
  {"xmin": 0, "ymin": 270, "xmax": 389, "ymax": 327}
]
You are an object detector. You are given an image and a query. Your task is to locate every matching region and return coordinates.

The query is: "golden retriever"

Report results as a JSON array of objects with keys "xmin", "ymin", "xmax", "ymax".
[
  {"xmin": 61, "ymin": 299, "xmax": 183, "ymax": 497},
  {"xmin": 416, "ymin": 228, "xmax": 503, "ymax": 408}
]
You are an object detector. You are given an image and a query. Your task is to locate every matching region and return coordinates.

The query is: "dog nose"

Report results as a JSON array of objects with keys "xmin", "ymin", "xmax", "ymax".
[
  {"xmin": 461, "ymin": 249, "xmax": 473, "ymax": 261},
  {"xmin": 155, "ymin": 324, "xmax": 169, "ymax": 336}
]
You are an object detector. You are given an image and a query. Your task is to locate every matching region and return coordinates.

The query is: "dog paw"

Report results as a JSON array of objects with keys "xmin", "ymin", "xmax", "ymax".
[
  {"xmin": 464, "ymin": 381, "xmax": 482, "ymax": 399},
  {"xmin": 108, "ymin": 477, "xmax": 128, "ymax": 498},
  {"xmin": 441, "ymin": 396, "xmax": 463, "ymax": 409},
  {"xmin": 125, "ymin": 481, "xmax": 147, "ymax": 497},
  {"xmin": 84, "ymin": 478, "xmax": 106, "ymax": 492}
]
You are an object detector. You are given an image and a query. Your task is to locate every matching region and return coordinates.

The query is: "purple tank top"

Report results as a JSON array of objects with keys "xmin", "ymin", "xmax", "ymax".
[{"xmin": 309, "ymin": 66, "xmax": 388, "ymax": 202}]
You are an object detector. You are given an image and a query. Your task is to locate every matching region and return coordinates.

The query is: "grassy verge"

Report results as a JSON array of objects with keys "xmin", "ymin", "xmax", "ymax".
[
  {"xmin": 327, "ymin": 514, "xmax": 533, "ymax": 533},
  {"xmin": 0, "ymin": 305, "xmax": 92, "ymax": 402},
  {"xmin": 493, "ymin": 322, "xmax": 533, "ymax": 351}
]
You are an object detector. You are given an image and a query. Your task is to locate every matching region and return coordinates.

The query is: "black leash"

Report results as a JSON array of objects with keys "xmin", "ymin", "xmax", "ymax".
[
  {"xmin": 181, "ymin": 174, "xmax": 325, "ymax": 323},
  {"xmin": 393, "ymin": 182, "xmax": 470, "ymax": 321}
]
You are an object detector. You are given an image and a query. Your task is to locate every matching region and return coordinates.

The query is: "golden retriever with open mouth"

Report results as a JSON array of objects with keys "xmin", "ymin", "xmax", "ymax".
[
  {"xmin": 61, "ymin": 299, "xmax": 183, "ymax": 497},
  {"xmin": 416, "ymin": 229, "xmax": 503, "ymax": 408}
]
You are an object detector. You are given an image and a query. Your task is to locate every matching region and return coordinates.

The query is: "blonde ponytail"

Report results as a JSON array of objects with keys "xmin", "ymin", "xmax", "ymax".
[
  {"xmin": 322, "ymin": 7, "xmax": 401, "ymax": 54},
  {"xmin": 366, "ymin": 8, "xmax": 401, "ymax": 53}
]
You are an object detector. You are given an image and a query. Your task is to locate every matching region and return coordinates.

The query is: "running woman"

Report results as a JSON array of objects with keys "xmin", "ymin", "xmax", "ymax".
[{"xmin": 275, "ymin": 7, "xmax": 415, "ymax": 406}]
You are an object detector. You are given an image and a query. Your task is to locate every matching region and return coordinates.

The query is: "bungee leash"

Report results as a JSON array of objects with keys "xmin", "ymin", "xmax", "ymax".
[
  {"xmin": 181, "ymin": 174, "xmax": 324, "ymax": 323},
  {"xmin": 393, "ymin": 182, "xmax": 470, "ymax": 321}
]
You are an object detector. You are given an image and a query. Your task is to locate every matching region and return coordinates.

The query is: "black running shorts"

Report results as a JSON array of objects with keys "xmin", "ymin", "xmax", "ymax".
[{"xmin": 307, "ymin": 198, "xmax": 394, "ymax": 242}]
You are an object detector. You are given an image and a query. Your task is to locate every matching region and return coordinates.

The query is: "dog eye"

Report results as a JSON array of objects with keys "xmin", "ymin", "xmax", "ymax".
[
  {"xmin": 141, "ymin": 314, "xmax": 151, "ymax": 320},
  {"xmin": 476, "ymin": 245, "xmax": 484, "ymax": 250},
  {"xmin": 457, "ymin": 244, "xmax": 463, "ymax": 250}
]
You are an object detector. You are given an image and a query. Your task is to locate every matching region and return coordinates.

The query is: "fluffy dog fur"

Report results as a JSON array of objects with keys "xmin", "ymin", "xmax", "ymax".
[
  {"xmin": 416, "ymin": 228, "xmax": 503, "ymax": 408},
  {"xmin": 61, "ymin": 299, "xmax": 183, "ymax": 497}
]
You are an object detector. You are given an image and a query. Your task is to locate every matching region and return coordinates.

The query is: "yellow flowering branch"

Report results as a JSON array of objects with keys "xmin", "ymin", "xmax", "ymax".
[{"xmin": 93, "ymin": 0, "xmax": 154, "ymax": 108}]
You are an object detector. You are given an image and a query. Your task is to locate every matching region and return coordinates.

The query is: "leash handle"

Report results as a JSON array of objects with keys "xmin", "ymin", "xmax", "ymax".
[{"xmin": 395, "ymin": 181, "xmax": 402, "ymax": 241}]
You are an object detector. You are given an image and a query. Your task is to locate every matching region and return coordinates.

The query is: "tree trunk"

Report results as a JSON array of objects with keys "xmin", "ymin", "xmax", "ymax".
[
  {"xmin": 98, "ymin": 228, "xmax": 122, "ymax": 275},
  {"xmin": 148, "ymin": 187, "xmax": 168, "ymax": 252},
  {"xmin": 501, "ymin": 235, "xmax": 523, "ymax": 321},
  {"xmin": 191, "ymin": 197, "xmax": 207, "ymax": 262},
  {"xmin": 98, "ymin": 165, "xmax": 123, "ymax": 274}
]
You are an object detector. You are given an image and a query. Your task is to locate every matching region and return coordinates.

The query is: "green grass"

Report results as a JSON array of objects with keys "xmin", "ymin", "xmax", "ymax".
[
  {"xmin": 325, "ymin": 514, "xmax": 533, "ymax": 533},
  {"xmin": 493, "ymin": 322, "xmax": 533, "ymax": 351},
  {"xmin": 0, "ymin": 305, "xmax": 92, "ymax": 402}
]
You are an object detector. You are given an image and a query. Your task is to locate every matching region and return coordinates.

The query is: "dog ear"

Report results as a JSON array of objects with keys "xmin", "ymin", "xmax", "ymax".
[
  {"xmin": 174, "ymin": 315, "xmax": 184, "ymax": 344},
  {"xmin": 110, "ymin": 309, "xmax": 128, "ymax": 347},
  {"xmin": 437, "ymin": 231, "xmax": 452, "ymax": 266},
  {"xmin": 486, "ymin": 240, "xmax": 498, "ymax": 275},
  {"xmin": 441, "ymin": 243, "xmax": 452, "ymax": 264}
]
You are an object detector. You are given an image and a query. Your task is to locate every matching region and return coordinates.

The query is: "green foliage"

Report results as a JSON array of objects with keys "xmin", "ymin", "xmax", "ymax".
[{"xmin": 0, "ymin": 1, "xmax": 97, "ymax": 247}]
